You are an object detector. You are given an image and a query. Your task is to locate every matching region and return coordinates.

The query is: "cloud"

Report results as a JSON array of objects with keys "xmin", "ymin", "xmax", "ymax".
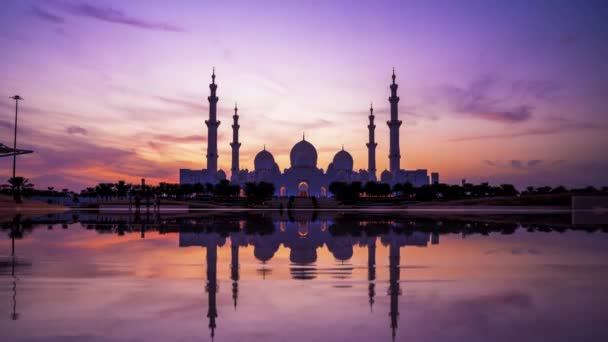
[
  {"xmin": 428, "ymin": 76, "xmax": 560, "ymax": 124},
  {"xmin": 482, "ymin": 159, "xmax": 552, "ymax": 171},
  {"xmin": 51, "ymin": 1, "xmax": 184, "ymax": 32},
  {"xmin": 66, "ymin": 125, "xmax": 87, "ymax": 135},
  {"xmin": 510, "ymin": 160, "xmax": 524, "ymax": 169},
  {"xmin": 450, "ymin": 117, "xmax": 605, "ymax": 142},
  {"xmin": 151, "ymin": 134, "xmax": 206, "ymax": 144},
  {"xmin": 31, "ymin": 6, "xmax": 65, "ymax": 24},
  {"xmin": 485, "ymin": 247, "xmax": 542, "ymax": 255},
  {"xmin": 474, "ymin": 105, "xmax": 533, "ymax": 123}
]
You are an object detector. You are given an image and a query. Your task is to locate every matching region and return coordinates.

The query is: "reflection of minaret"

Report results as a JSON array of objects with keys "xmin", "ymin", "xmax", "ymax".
[
  {"xmin": 367, "ymin": 237, "xmax": 376, "ymax": 312},
  {"xmin": 367, "ymin": 103, "xmax": 378, "ymax": 181},
  {"xmin": 388, "ymin": 239, "xmax": 401, "ymax": 341},
  {"xmin": 387, "ymin": 68, "xmax": 402, "ymax": 174},
  {"xmin": 206, "ymin": 68, "xmax": 220, "ymax": 174},
  {"xmin": 230, "ymin": 103, "xmax": 241, "ymax": 182},
  {"xmin": 206, "ymin": 244, "xmax": 218, "ymax": 340},
  {"xmin": 230, "ymin": 243, "xmax": 239, "ymax": 310}
]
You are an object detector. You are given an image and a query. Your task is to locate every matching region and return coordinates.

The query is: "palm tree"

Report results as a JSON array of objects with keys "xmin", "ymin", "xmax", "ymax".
[{"xmin": 7, "ymin": 177, "xmax": 33, "ymax": 204}]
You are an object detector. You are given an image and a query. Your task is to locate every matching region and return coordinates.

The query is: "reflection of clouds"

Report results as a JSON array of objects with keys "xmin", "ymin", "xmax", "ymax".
[
  {"xmin": 484, "ymin": 247, "xmax": 542, "ymax": 255},
  {"xmin": 450, "ymin": 291, "xmax": 533, "ymax": 312}
]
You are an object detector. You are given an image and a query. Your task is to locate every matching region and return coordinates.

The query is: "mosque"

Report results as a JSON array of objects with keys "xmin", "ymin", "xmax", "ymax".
[{"xmin": 179, "ymin": 69, "xmax": 439, "ymax": 196}]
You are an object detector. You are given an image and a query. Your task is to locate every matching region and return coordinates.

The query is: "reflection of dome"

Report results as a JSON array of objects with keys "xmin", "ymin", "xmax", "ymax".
[
  {"xmin": 254, "ymin": 149, "xmax": 276, "ymax": 171},
  {"xmin": 290, "ymin": 139, "xmax": 317, "ymax": 168},
  {"xmin": 380, "ymin": 170, "xmax": 393, "ymax": 183},
  {"xmin": 332, "ymin": 149, "xmax": 353, "ymax": 171},
  {"xmin": 327, "ymin": 239, "xmax": 354, "ymax": 261},
  {"xmin": 290, "ymin": 248, "xmax": 317, "ymax": 264}
]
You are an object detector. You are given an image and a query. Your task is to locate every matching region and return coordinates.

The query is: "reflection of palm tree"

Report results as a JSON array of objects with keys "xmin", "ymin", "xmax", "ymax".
[{"xmin": 6, "ymin": 177, "xmax": 33, "ymax": 203}]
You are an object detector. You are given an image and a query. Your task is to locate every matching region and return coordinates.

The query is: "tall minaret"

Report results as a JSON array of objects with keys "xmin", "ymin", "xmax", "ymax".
[
  {"xmin": 366, "ymin": 103, "xmax": 378, "ymax": 181},
  {"xmin": 230, "ymin": 103, "xmax": 241, "ymax": 182},
  {"xmin": 206, "ymin": 68, "xmax": 220, "ymax": 174},
  {"xmin": 387, "ymin": 68, "xmax": 402, "ymax": 174}
]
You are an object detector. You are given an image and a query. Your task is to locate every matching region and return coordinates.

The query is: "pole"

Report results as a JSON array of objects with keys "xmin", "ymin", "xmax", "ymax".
[{"xmin": 10, "ymin": 96, "xmax": 22, "ymax": 180}]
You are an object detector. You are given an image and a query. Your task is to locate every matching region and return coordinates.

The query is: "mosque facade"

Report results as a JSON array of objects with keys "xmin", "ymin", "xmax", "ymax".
[{"xmin": 179, "ymin": 69, "xmax": 439, "ymax": 196}]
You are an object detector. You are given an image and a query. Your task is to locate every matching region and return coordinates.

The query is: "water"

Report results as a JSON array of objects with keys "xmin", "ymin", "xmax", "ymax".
[{"xmin": 1, "ymin": 210, "xmax": 607, "ymax": 341}]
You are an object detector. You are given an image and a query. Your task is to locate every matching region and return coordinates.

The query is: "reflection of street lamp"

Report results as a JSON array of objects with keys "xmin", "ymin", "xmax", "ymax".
[{"xmin": 9, "ymin": 95, "xmax": 23, "ymax": 181}]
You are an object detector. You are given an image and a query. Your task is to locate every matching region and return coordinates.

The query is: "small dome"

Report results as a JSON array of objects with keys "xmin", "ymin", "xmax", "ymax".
[
  {"xmin": 290, "ymin": 139, "xmax": 317, "ymax": 168},
  {"xmin": 254, "ymin": 149, "xmax": 276, "ymax": 171},
  {"xmin": 380, "ymin": 170, "xmax": 393, "ymax": 183},
  {"xmin": 332, "ymin": 149, "xmax": 353, "ymax": 171},
  {"xmin": 216, "ymin": 169, "xmax": 227, "ymax": 180}
]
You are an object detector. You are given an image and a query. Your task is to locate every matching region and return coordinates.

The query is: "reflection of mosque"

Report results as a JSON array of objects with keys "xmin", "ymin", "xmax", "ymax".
[
  {"xmin": 180, "ymin": 69, "xmax": 438, "ymax": 196},
  {"xmin": 179, "ymin": 219, "xmax": 440, "ymax": 340}
]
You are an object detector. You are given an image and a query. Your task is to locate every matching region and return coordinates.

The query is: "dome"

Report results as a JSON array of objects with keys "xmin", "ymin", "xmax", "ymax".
[
  {"xmin": 290, "ymin": 139, "xmax": 317, "ymax": 168},
  {"xmin": 216, "ymin": 169, "xmax": 227, "ymax": 181},
  {"xmin": 332, "ymin": 149, "xmax": 353, "ymax": 171},
  {"xmin": 254, "ymin": 149, "xmax": 276, "ymax": 171},
  {"xmin": 380, "ymin": 170, "xmax": 393, "ymax": 183}
]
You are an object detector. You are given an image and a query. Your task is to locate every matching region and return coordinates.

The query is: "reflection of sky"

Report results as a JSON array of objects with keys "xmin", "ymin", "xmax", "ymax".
[
  {"xmin": 1, "ymin": 1, "xmax": 608, "ymax": 189},
  {"xmin": 1, "ymin": 220, "xmax": 608, "ymax": 340}
]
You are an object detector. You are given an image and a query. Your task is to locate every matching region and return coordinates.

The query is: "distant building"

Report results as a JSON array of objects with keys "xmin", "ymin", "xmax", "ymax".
[
  {"xmin": 180, "ymin": 69, "xmax": 440, "ymax": 193},
  {"xmin": 431, "ymin": 172, "xmax": 439, "ymax": 185}
]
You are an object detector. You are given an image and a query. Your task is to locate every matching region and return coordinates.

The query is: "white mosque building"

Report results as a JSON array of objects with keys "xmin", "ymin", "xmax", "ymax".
[{"xmin": 179, "ymin": 69, "xmax": 438, "ymax": 197}]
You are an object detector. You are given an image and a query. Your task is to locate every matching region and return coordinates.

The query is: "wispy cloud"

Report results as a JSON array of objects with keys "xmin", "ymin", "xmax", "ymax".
[
  {"xmin": 151, "ymin": 134, "xmax": 206, "ymax": 144},
  {"xmin": 66, "ymin": 125, "xmax": 87, "ymax": 135},
  {"xmin": 449, "ymin": 118, "xmax": 603, "ymax": 142},
  {"xmin": 31, "ymin": 6, "xmax": 65, "ymax": 24},
  {"xmin": 428, "ymin": 76, "xmax": 560, "ymax": 124},
  {"xmin": 50, "ymin": 1, "xmax": 184, "ymax": 32},
  {"xmin": 482, "ymin": 159, "xmax": 563, "ymax": 171}
]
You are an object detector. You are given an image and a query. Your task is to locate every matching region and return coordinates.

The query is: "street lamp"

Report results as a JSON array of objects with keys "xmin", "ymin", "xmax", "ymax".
[{"xmin": 9, "ymin": 95, "xmax": 23, "ymax": 181}]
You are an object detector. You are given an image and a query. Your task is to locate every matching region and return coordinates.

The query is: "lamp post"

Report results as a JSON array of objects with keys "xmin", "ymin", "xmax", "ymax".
[{"xmin": 9, "ymin": 95, "xmax": 23, "ymax": 181}]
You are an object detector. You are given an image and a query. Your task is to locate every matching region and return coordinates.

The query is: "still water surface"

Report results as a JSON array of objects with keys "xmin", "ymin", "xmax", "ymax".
[{"xmin": 1, "ymin": 211, "xmax": 607, "ymax": 341}]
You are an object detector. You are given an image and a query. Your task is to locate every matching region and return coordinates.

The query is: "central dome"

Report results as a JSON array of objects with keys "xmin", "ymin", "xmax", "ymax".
[
  {"xmin": 254, "ymin": 149, "xmax": 276, "ymax": 171},
  {"xmin": 290, "ymin": 139, "xmax": 317, "ymax": 168}
]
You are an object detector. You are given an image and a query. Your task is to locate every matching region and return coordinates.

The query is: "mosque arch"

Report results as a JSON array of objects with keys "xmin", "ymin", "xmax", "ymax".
[
  {"xmin": 279, "ymin": 186, "xmax": 287, "ymax": 197},
  {"xmin": 297, "ymin": 181, "xmax": 309, "ymax": 197},
  {"xmin": 320, "ymin": 186, "xmax": 327, "ymax": 198}
]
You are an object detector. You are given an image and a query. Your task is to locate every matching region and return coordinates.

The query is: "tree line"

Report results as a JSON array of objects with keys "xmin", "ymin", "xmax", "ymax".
[{"xmin": 327, "ymin": 181, "xmax": 608, "ymax": 202}]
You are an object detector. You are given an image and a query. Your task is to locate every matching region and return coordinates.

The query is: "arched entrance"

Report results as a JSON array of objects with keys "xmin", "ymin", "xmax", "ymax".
[
  {"xmin": 297, "ymin": 181, "xmax": 309, "ymax": 197},
  {"xmin": 320, "ymin": 186, "xmax": 327, "ymax": 198},
  {"xmin": 279, "ymin": 186, "xmax": 287, "ymax": 197}
]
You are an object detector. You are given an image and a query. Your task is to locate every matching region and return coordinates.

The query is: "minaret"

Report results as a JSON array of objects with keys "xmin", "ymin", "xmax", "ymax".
[
  {"xmin": 230, "ymin": 103, "xmax": 241, "ymax": 182},
  {"xmin": 367, "ymin": 103, "xmax": 378, "ymax": 181},
  {"xmin": 205, "ymin": 68, "xmax": 220, "ymax": 174},
  {"xmin": 387, "ymin": 68, "xmax": 402, "ymax": 174}
]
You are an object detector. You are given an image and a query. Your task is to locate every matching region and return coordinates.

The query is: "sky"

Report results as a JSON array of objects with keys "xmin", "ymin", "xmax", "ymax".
[{"xmin": 1, "ymin": 0, "xmax": 607, "ymax": 190}]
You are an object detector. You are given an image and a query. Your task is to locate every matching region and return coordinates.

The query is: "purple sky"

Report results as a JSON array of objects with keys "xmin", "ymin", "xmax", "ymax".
[{"xmin": 1, "ymin": 0, "xmax": 607, "ymax": 190}]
